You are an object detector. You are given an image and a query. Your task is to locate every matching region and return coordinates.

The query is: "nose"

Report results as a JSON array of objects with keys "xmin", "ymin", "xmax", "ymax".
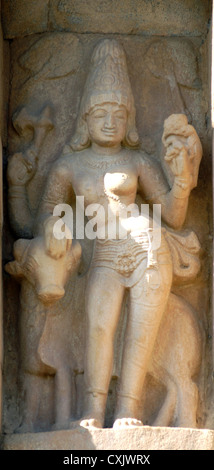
[
  {"xmin": 38, "ymin": 285, "xmax": 65, "ymax": 305},
  {"xmin": 104, "ymin": 112, "xmax": 115, "ymax": 128}
]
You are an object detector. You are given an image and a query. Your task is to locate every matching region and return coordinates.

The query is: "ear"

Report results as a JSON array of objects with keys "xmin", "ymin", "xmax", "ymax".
[
  {"xmin": 13, "ymin": 238, "xmax": 31, "ymax": 263},
  {"xmin": 69, "ymin": 117, "xmax": 90, "ymax": 151},
  {"xmin": 5, "ymin": 260, "xmax": 24, "ymax": 279}
]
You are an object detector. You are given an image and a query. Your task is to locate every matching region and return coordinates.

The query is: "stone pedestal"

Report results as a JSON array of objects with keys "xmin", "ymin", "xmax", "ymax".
[{"xmin": 3, "ymin": 427, "xmax": 214, "ymax": 451}]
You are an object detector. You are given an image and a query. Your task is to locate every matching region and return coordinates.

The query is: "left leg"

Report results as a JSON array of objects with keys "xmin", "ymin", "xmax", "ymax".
[{"xmin": 114, "ymin": 259, "xmax": 172, "ymax": 428}]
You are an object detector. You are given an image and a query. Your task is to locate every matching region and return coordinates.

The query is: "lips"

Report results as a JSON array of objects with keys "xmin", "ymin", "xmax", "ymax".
[{"xmin": 102, "ymin": 129, "xmax": 116, "ymax": 135}]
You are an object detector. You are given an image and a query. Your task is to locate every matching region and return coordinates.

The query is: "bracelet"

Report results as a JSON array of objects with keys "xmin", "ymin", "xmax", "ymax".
[
  {"xmin": 172, "ymin": 177, "xmax": 191, "ymax": 199},
  {"xmin": 8, "ymin": 185, "xmax": 26, "ymax": 198}
]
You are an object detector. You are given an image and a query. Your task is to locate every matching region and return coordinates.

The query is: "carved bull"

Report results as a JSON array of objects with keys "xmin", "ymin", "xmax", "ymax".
[
  {"xmin": 5, "ymin": 235, "xmax": 82, "ymax": 432},
  {"xmin": 146, "ymin": 292, "xmax": 201, "ymax": 427},
  {"xmin": 5, "ymin": 235, "xmax": 201, "ymax": 431},
  {"xmin": 5, "ymin": 236, "xmax": 82, "ymax": 305}
]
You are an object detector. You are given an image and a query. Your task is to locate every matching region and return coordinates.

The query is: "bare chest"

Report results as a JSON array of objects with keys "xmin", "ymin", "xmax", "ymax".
[{"xmin": 71, "ymin": 154, "xmax": 138, "ymax": 205}]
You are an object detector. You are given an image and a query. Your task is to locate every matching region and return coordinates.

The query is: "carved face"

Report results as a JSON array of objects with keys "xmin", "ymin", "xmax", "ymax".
[
  {"xmin": 86, "ymin": 102, "xmax": 127, "ymax": 147},
  {"xmin": 164, "ymin": 133, "xmax": 190, "ymax": 164},
  {"xmin": 5, "ymin": 237, "xmax": 81, "ymax": 305},
  {"xmin": 164, "ymin": 134, "xmax": 186, "ymax": 152}
]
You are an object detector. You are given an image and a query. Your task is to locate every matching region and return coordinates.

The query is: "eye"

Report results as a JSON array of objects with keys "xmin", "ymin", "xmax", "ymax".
[
  {"xmin": 167, "ymin": 142, "xmax": 173, "ymax": 148},
  {"xmin": 24, "ymin": 255, "xmax": 39, "ymax": 275},
  {"xmin": 115, "ymin": 111, "xmax": 126, "ymax": 120},
  {"xmin": 90, "ymin": 109, "xmax": 107, "ymax": 118}
]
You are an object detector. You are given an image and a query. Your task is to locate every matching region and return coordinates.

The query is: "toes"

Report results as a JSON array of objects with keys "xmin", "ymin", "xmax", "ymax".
[
  {"xmin": 80, "ymin": 418, "xmax": 102, "ymax": 429},
  {"xmin": 113, "ymin": 418, "xmax": 143, "ymax": 429}
]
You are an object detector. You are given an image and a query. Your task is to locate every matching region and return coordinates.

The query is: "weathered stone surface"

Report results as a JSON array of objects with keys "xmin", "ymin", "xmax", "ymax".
[
  {"xmin": 49, "ymin": 0, "xmax": 211, "ymax": 36},
  {"xmin": 1, "ymin": 0, "xmax": 213, "ymax": 454},
  {"xmin": 2, "ymin": 0, "xmax": 211, "ymax": 39},
  {"xmin": 0, "ymin": 16, "xmax": 4, "ymax": 434},
  {"xmin": 3, "ymin": 33, "xmax": 208, "ymax": 436},
  {"xmin": 2, "ymin": 22, "xmax": 212, "ymax": 435},
  {"xmin": 3, "ymin": 426, "xmax": 214, "ymax": 451},
  {"xmin": 2, "ymin": 0, "xmax": 49, "ymax": 39}
]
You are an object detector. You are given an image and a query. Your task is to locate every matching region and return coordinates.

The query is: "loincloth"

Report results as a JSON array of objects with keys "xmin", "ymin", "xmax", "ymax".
[{"xmin": 91, "ymin": 230, "xmax": 171, "ymax": 288}]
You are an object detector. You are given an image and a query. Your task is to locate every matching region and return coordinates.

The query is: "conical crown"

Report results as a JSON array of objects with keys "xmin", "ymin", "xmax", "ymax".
[{"xmin": 80, "ymin": 39, "xmax": 134, "ymax": 116}]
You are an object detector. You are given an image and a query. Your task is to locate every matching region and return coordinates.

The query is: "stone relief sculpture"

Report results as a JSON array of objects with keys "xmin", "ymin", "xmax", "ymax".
[
  {"xmin": 6, "ymin": 38, "xmax": 203, "ymax": 432},
  {"xmin": 5, "ymin": 232, "xmax": 82, "ymax": 431},
  {"xmin": 7, "ymin": 105, "xmax": 54, "ymax": 238},
  {"xmin": 144, "ymin": 39, "xmax": 196, "ymax": 123}
]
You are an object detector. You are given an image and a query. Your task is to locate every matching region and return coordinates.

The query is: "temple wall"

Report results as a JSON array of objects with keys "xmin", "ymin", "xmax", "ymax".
[{"xmin": 0, "ymin": 0, "xmax": 213, "ymax": 450}]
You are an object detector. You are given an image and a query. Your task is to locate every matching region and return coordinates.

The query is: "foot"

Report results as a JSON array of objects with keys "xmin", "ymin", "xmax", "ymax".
[
  {"xmin": 113, "ymin": 417, "xmax": 143, "ymax": 429},
  {"xmin": 80, "ymin": 417, "xmax": 103, "ymax": 429},
  {"xmin": 69, "ymin": 416, "xmax": 103, "ymax": 429}
]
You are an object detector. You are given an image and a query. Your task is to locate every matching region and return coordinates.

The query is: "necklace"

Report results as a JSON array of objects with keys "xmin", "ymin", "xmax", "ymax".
[
  {"xmin": 103, "ymin": 186, "xmax": 130, "ymax": 212},
  {"xmin": 85, "ymin": 152, "xmax": 131, "ymax": 170}
]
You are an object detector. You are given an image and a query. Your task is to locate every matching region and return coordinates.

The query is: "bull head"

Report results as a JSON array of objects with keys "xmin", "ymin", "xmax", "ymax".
[{"xmin": 5, "ymin": 236, "xmax": 82, "ymax": 305}]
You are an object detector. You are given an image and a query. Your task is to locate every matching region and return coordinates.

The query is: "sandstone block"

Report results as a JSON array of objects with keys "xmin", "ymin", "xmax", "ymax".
[
  {"xmin": 3, "ymin": 427, "xmax": 214, "ymax": 451},
  {"xmin": 2, "ymin": 0, "xmax": 211, "ymax": 39},
  {"xmin": 2, "ymin": 0, "xmax": 49, "ymax": 39}
]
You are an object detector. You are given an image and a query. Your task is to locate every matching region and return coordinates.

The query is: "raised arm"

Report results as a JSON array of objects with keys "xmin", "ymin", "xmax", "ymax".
[
  {"xmin": 138, "ymin": 114, "xmax": 202, "ymax": 230},
  {"xmin": 138, "ymin": 154, "xmax": 189, "ymax": 230}
]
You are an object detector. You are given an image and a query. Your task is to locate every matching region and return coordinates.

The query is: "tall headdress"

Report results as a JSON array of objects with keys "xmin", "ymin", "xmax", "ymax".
[{"xmin": 69, "ymin": 39, "xmax": 139, "ymax": 151}]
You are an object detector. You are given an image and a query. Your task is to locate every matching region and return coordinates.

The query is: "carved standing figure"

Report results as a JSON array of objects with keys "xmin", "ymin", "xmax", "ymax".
[
  {"xmin": 6, "ymin": 39, "xmax": 202, "ymax": 431},
  {"xmin": 29, "ymin": 39, "xmax": 202, "ymax": 429}
]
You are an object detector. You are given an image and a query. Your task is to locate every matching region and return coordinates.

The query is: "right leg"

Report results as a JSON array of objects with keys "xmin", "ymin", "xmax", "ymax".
[{"xmin": 81, "ymin": 268, "xmax": 125, "ymax": 428}]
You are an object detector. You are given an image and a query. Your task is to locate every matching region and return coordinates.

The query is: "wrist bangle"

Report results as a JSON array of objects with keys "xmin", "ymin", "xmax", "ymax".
[
  {"xmin": 8, "ymin": 185, "xmax": 26, "ymax": 198},
  {"xmin": 172, "ymin": 177, "xmax": 191, "ymax": 199},
  {"xmin": 174, "ymin": 176, "xmax": 190, "ymax": 189}
]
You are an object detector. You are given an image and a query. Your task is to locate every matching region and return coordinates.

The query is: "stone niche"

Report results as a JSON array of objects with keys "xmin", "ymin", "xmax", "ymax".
[{"xmin": 1, "ymin": 0, "xmax": 214, "ymax": 451}]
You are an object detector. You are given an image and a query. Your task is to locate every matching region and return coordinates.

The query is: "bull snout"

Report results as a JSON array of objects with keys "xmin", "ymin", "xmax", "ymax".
[{"xmin": 37, "ymin": 285, "xmax": 65, "ymax": 305}]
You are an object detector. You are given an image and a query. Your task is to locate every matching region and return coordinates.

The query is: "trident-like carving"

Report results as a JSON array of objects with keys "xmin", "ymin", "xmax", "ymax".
[{"xmin": 7, "ymin": 105, "xmax": 54, "ymax": 237}]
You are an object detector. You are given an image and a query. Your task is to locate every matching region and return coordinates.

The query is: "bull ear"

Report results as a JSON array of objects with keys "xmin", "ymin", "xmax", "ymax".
[
  {"xmin": 5, "ymin": 260, "xmax": 24, "ymax": 279},
  {"xmin": 13, "ymin": 238, "xmax": 31, "ymax": 263}
]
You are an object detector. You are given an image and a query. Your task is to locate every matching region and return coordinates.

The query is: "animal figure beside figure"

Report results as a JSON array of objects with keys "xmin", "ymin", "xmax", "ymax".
[{"xmin": 5, "ymin": 224, "xmax": 201, "ymax": 431}]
